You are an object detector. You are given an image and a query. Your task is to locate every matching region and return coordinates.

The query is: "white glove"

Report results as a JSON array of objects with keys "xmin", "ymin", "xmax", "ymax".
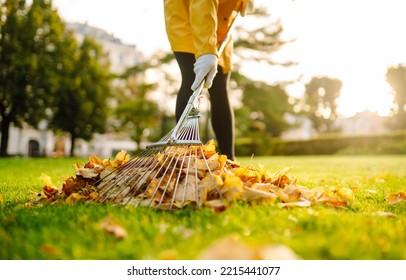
[
  {"xmin": 240, "ymin": 0, "xmax": 254, "ymax": 17},
  {"xmin": 191, "ymin": 54, "xmax": 218, "ymax": 91}
]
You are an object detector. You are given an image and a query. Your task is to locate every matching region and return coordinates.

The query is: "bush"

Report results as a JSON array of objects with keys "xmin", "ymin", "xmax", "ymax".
[{"xmin": 235, "ymin": 131, "xmax": 406, "ymax": 156}]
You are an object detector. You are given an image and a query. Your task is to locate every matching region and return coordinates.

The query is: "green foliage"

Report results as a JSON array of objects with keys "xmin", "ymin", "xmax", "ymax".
[
  {"xmin": 386, "ymin": 64, "xmax": 406, "ymax": 129},
  {"xmin": 1, "ymin": 155, "xmax": 406, "ymax": 259},
  {"xmin": 233, "ymin": 6, "xmax": 295, "ymax": 66},
  {"xmin": 0, "ymin": 0, "xmax": 112, "ymax": 157},
  {"xmin": 233, "ymin": 71, "xmax": 292, "ymax": 140},
  {"xmin": 303, "ymin": 76, "xmax": 343, "ymax": 133},
  {"xmin": 269, "ymin": 131, "xmax": 406, "ymax": 156},
  {"xmin": 49, "ymin": 36, "xmax": 112, "ymax": 156},
  {"xmin": 0, "ymin": 0, "xmax": 67, "ymax": 155},
  {"xmin": 113, "ymin": 64, "xmax": 161, "ymax": 149}
]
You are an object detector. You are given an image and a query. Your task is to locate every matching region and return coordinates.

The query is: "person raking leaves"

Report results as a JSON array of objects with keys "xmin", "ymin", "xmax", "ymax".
[{"xmin": 163, "ymin": 0, "xmax": 255, "ymax": 161}]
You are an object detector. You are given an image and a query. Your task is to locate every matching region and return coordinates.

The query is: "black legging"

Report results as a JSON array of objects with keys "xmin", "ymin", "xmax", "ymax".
[{"xmin": 174, "ymin": 52, "xmax": 235, "ymax": 160}]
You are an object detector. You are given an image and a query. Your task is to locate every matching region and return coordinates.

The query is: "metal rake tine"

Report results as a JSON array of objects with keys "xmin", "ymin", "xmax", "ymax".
[
  {"xmin": 120, "ymin": 148, "xmax": 169, "ymax": 207},
  {"xmin": 193, "ymin": 146, "xmax": 200, "ymax": 209},
  {"xmin": 117, "ymin": 148, "xmax": 166, "ymax": 205},
  {"xmin": 155, "ymin": 146, "xmax": 185, "ymax": 209},
  {"xmin": 179, "ymin": 147, "xmax": 192, "ymax": 208},
  {"xmin": 97, "ymin": 148, "xmax": 160, "ymax": 203},
  {"xmin": 136, "ymin": 146, "xmax": 179, "ymax": 208},
  {"xmin": 169, "ymin": 146, "xmax": 188, "ymax": 209},
  {"xmin": 95, "ymin": 151, "xmax": 148, "ymax": 202},
  {"xmin": 178, "ymin": 116, "xmax": 200, "ymax": 141}
]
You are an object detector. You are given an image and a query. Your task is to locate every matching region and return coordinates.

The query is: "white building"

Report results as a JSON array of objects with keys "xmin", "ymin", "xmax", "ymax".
[
  {"xmin": 336, "ymin": 110, "xmax": 389, "ymax": 136},
  {"xmin": 67, "ymin": 22, "xmax": 144, "ymax": 75}
]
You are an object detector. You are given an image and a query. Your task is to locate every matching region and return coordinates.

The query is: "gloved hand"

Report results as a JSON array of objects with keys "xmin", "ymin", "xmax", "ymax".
[
  {"xmin": 240, "ymin": 0, "xmax": 254, "ymax": 17},
  {"xmin": 191, "ymin": 54, "xmax": 218, "ymax": 91}
]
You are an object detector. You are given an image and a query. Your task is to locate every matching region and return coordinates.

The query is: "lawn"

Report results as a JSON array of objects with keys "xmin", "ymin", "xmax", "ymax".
[{"xmin": 1, "ymin": 155, "xmax": 406, "ymax": 260}]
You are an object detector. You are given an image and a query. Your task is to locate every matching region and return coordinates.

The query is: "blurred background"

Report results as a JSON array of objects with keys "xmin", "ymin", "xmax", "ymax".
[{"xmin": 1, "ymin": 0, "xmax": 406, "ymax": 158}]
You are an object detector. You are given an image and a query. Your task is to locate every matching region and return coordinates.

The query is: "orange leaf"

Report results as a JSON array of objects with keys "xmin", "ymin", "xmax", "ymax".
[{"xmin": 386, "ymin": 191, "xmax": 406, "ymax": 205}]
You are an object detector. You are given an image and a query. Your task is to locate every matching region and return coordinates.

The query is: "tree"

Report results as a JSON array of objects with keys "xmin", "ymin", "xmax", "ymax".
[
  {"xmin": 0, "ymin": 0, "xmax": 67, "ymax": 156},
  {"xmin": 49, "ymin": 36, "xmax": 112, "ymax": 157},
  {"xmin": 113, "ymin": 66, "xmax": 160, "ymax": 151},
  {"xmin": 233, "ymin": 71, "xmax": 292, "ymax": 137},
  {"xmin": 224, "ymin": 6, "xmax": 295, "ymax": 145},
  {"xmin": 386, "ymin": 64, "xmax": 406, "ymax": 130},
  {"xmin": 303, "ymin": 76, "xmax": 342, "ymax": 133},
  {"xmin": 233, "ymin": 7, "xmax": 295, "ymax": 67}
]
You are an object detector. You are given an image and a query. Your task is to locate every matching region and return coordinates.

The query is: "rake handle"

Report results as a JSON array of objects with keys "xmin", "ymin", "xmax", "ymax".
[{"xmin": 170, "ymin": 12, "xmax": 240, "ymax": 143}]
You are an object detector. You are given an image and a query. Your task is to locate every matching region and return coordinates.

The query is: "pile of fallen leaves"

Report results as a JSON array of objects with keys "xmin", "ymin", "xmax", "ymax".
[
  {"xmin": 29, "ymin": 151, "xmax": 129, "ymax": 207},
  {"xmin": 28, "ymin": 140, "xmax": 362, "ymax": 211}
]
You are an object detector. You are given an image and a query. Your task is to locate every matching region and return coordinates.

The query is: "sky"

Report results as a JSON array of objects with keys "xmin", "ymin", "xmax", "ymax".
[{"xmin": 51, "ymin": 0, "xmax": 406, "ymax": 118}]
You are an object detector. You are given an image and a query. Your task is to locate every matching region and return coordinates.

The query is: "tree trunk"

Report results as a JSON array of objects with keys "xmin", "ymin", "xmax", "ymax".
[
  {"xmin": 70, "ymin": 132, "xmax": 76, "ymax": 157},
  {"xmin": 0, "ymin": 118, "xmax": 10, "ymax": 157}
]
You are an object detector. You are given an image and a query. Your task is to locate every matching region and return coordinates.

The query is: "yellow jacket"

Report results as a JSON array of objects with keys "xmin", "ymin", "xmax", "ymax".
[{"xmin": 164, "ymin": 0, "xmax": 248, "ymax": 73}]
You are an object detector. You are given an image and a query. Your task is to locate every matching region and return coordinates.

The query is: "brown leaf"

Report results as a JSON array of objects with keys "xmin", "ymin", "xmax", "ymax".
[
  {"xmin": 43, "ymin": 185, "xmax": 59, "ymax": 198},
  {"xmin": 62, "ymin": 176, "xmax": 87, "ymax": 197},
  {"xmin": 98, "ymin": 215, "xmax": 127, "ymax": 240}
]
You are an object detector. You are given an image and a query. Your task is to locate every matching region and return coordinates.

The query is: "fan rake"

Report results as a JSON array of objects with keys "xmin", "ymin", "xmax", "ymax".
[
  {"xmin": 94, "ymin": 12, "xmax": 240, "ymax": 210},
  {"xmin": 95, "ymin": 99, "xmax": 225, "ymax": 209}
]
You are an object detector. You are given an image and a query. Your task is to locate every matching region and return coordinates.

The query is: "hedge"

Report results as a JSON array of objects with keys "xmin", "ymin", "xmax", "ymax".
[{"xmin": 235, "ymin": 131, "xmax": 406, "ymax": 156}]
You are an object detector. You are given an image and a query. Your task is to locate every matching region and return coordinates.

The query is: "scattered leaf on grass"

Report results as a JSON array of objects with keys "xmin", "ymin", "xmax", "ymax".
[
  {"xmin": 0, "ymin": 194, "xmax": 3, "ymax": 204},
  {"xmin": 386, "ymin": 191, "xmax": 406, "ymax": 205},
  {"xmin": 158, "ymin": 249, "xmax": 178, "ymax": 260},
  {"xmin": 98, "ymin": 215, "xmax": 127, "ymax": 240},
  {"xmin": 372, "ymin": 211, "xmax": 397, "ymax": 218},
  {"xmin": 278, "ymin": 200, "xmax": 312, "ymax": 208},
  {"xmin": 198, "ymin": 235, "xmax": 301, "ymax": 260}
]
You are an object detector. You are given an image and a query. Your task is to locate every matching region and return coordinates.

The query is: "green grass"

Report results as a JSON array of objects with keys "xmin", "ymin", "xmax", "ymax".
[{"xmin": 1, "ymin": 155, "xmax": 406, "ymax": 260}]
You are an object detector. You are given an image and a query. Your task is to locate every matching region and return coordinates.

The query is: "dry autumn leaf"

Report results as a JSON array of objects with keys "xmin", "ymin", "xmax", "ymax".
[
  {"xmin": 98, "ymin": 215, "xmax": 127, "ymax": 239},
  {"xmin": 198, "ymin": 235, "xmax": 301, "ymax": 260},
  {"xmin": 372, "ymin": 211, "xmax": 397, "ymax": 218},
  {"xmin": 386, "ymin": 191, "xmax": 406, "ymax": 205}
]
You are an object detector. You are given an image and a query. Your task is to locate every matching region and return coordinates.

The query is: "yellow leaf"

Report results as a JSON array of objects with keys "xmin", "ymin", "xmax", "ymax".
[
  {"xmin": 66, "ymin": 193, "xmax": 87, "ymax": 204},
  {"xmin": 39, "ymin": 173, "xmax": 55, "ymax": 187},
  {"xmin": 203, "ymin": 139, "xmax": 216, "ymax": 152},
  {"xmin": 337, "ymin": 187, "xmax": 354, "ymax": 201},
  {"xmin": 112, "ymin": 150, "xmax": 129, "ymax": 167},
  {"xmin": 89, "ymin": 155, "xmax": 103, "ymax": 165},
  {"xmin": 221, "ymin": 173, "xmax": 244, "ymax": 201},
  {"xmin": 0, "ymin": 194, "xmax": 3, "ymax": 204}
]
